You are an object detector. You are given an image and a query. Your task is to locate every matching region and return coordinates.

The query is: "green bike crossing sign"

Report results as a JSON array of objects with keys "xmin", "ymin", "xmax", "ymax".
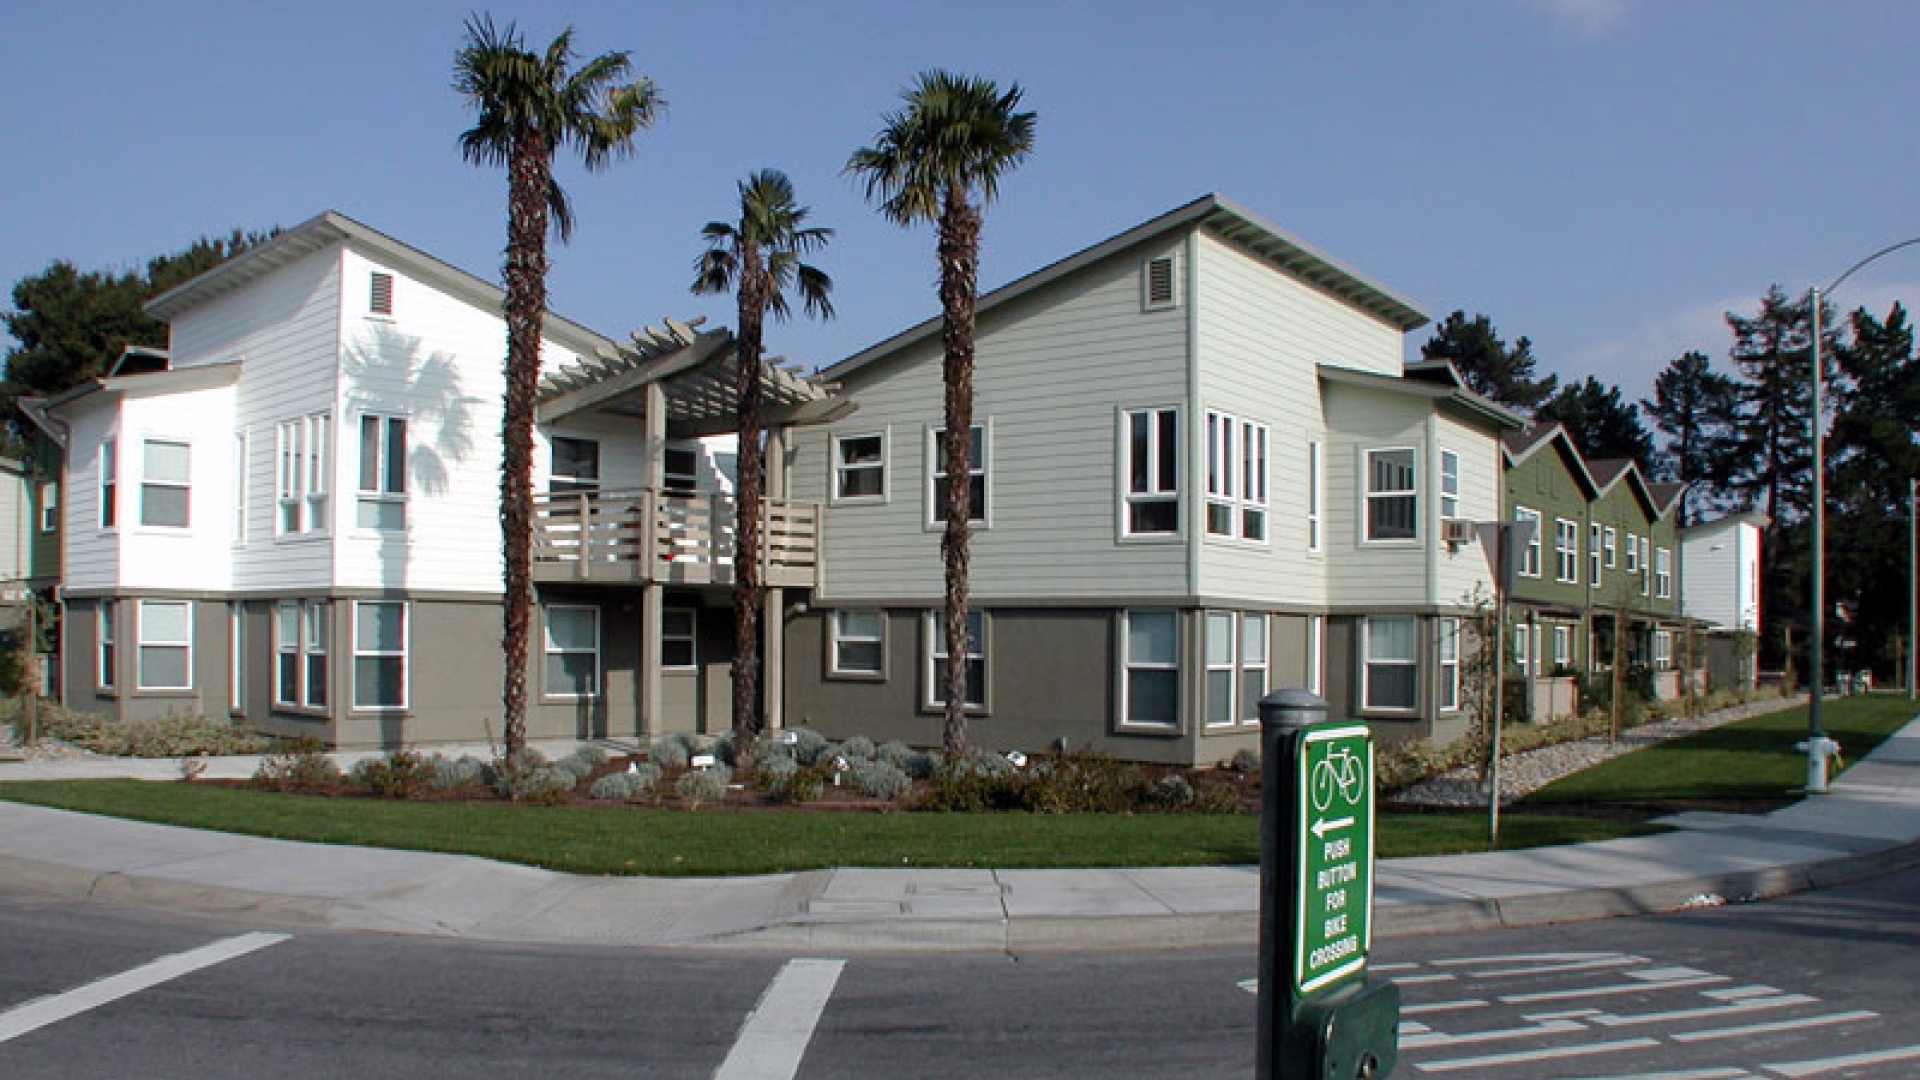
[{"xmin": 1293, "ymin": 722, "xmax": 1375, "ymax": 997}]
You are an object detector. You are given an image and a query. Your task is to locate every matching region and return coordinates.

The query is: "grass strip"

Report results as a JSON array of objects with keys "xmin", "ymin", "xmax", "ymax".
[
  {"xmin": 0, "ymin": 780, "xmax": 1658, "ymax": 876},
  {"xmin": 1524, "ymin": 693, "xmax": 1916, "ymax": 806}
]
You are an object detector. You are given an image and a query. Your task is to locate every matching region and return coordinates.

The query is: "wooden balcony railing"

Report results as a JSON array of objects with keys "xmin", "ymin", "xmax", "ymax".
[{"xmin": 532, "ymin": 488, "xmax": 820, "ymax": 588}]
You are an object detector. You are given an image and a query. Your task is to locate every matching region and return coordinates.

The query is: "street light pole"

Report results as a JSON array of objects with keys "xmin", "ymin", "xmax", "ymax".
[{"xmin": 1910, "ymin": 477, "xmax": 1916, "ymax": 701}]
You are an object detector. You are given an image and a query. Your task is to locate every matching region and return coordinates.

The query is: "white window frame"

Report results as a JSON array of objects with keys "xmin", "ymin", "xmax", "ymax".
[
  {"xmin": 1306, "ymin": 614, "xmax": 1323, "ymax": 696},
  {"xmin": 136, "ymin": 599, "xmax": 193, "ymax": 691},
  {"xmin": 1206, "ymin": 411, "xmax": 1268, "ymax": 542},
  {"xmin": 1516, "ymin": 507, "xmax": 1542, "ymax": 578},
  {"xmin": 1656, "ymin": 546, "xmax": 1672, "ymax": 599},
  {"xmin": 351, "ymin": 600, "xmax": 407, "ymax": 711},
  {"xmin": 1240, "ymin": 613, "xmax": 1269, "ymax": 726},
  {"xmin": 1362, "ymin": 616, "xmax": 1419, "ymax": 713},
  {"xmin": 1589, "ymin": 523, "xmax": 1603, "ymax": 589},
  {"xmin": 96, "ymin": 601, "xmax": 115, "ymax": 691},
  {"xmin": 926, "ymin": 423, "xmax": 988, "ymax": 529},
  {"xmin": 1553, "ymin": 624, "xmax": 1573, "ymax": 669},
  {"xmin": 274, "ymin": 602, "xmax": 299, "ymax": 708},
  {"xmin": 1437, "ymin": 617, "xmax": 1461, "ymax": 713},
  {"xmin": 1364, "ymin": 447, "xmax": 1418, "ymax": 543},
  {"xmin": 1604, "ymin": 527, "xmax": 1618, "ymax": 569},
  {"xmin": 1554, "ymin": 518, "xmax": 1579, "ymax": 583},
  {"xmin": 1439, "ymin": 449, "xmax": 1460, "ymax": 521},
  {"xmin": 832, "ymin": 431, "xmax": 887, "ymax": 504},
  {"xmin": 276, "ymin": 414, "xmax": 329, "ymax": 536},
  {"xmin": 232, "ymin": 431, "xmax": 248, "ymax": 546},
  {"xmin": 925, "ymin": 609, "xmax": 987, "ymax": 712},
  {"xmin": 662, "ymin": 608, "xmax": 698, "ymax": 672},
  {"xmin": 1514, "ymin": 622, "xmax": 1532, "ymax": 672},
  {"xmin": 543, "ymin": 604, "xmax": 601, "ymax": 700},
  {"xmin": 303, "ymin": 602, "xmax": 328, "ymax": 709},
  {"xmin": 229, "ymin": 604, "xmax": 245, "ymax": 713},
  {"xmin": 1119, "ymin": 608, "xmax": 1180, "ymax": 730},
  {"xmin": 139, "ymin": 438, "xmax": 191, "ymax": 530},
  {"xmin": 1640, "ymin": 536, "xmax": 1653, "ymax": 596},
  {"xmin": 1654, "ymin": 629, "xmax": 1674, "ymax": 670},
  {"xmin": 1203, "ymin": 611, "xmax": 1237, "ymax": 729},
  {"xmin": 356, "ymin": 413, "xmax": 407, "ymax": 531},
  {"xmin": 1120, "ymin": 406, "xmax": 1180, "ymax": 539},
  {"xmin": 828, "ymin": 609, "xmax": 886, "ymax": 677},
  {"xmin": 1625, "ymin": 531, "xmax": 1640, "ymax": 573},
  {"xmin": 99, "ymin": 439, "xmax": 117, "ymax": 529},
  {"xmin": 1307, "ymin": 441, "xmax": 1323, "ymax": 554},
  {"xmin": 37, "ymin": 481, "xmax": 56, "ymax": 533},
  {"xmin": 273, "ymin": 600, "xmax": 328, "ymax": 710}
]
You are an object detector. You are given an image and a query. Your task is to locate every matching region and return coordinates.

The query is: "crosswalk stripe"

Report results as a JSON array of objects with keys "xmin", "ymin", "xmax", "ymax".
[
  {"xmin": 0, "ymin": 932, "xmax": 289, "ymax": 1044},
  {"xmin": 713, "ymin": 958, "xmax": 845, "ymax": 1080}
]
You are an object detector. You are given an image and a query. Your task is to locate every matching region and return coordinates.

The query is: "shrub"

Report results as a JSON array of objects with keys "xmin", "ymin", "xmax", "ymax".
[
  {"xmin": 1153, "ymin": 773, "xmax": 1194, "ymax": 810},
  {"xmin": 555, "ymin": 749, "xmax": 605, "ymax": 781},
  {"xmin": 649, "ymin": 737, "xmax": 690, "ymax": 770},
  {"xmin": 751, "ymin": 738, "xmax": 796, "ymax": 770},
  {"xmin": 347, "ymin": 750, "xmax": 435, "ymax": 799},
  {"xmin": 709, "ymin": 732, "xmax": 736, "ymax": 766},
  {"xmin": 428, "ymin": 754, "xmax": 486, "ymax": 792},
  {"xmin": 1023, "ymin": 751, "xmax": 1151, "ymax": 814},
  {"xmin": 876, "ymin": 740, "xmax": 914, "ymax": 769},
  {"xmin": 920, "ymin": 768, "xmax": 1026, "ymax": 812},
  {"xmin": 836, "ymin": 736, "xmax": 877, "ymax": 763},
  {"xmin": 587, "ymin": 765, "xmax": 660, "ymax": 801},
  {"xmin": 849, "ymin": 759, "xmax": 912, "ymax": 801},
  {"xmin": 250, "ymin": 739, "xmax": 341, "ymax": 792},
  {"xmin": 19, "ymin": 702, "xmax": 270, "ymax": 758},
  {"xmin": 488, "ymin": 751, "xmax": 573, "ymax": 803},
  {"xmin": 901, "ymin": 749, "xmax": 942, "ymax": 781},
  {"xmin": 948, "ymin": 746, "xmax": 1015, "ymax": 779},
  {"xmin": 1189, "ymin": 774, "xmax": 1241, "ymax": 814},
  {"xmin": 675, "ymin": 763, "xmax": 732, "ymax": 805},
  {"xmin": 760, "ymin": 758, "xmax": 830, "ymax": 804},
  {"xmin": 1228, "ymin": 748, "xmax": 1262, "ymax": 774},
  {"xmin": 789, "ymin": 728, "xmax": 830, "ymax": 765}
]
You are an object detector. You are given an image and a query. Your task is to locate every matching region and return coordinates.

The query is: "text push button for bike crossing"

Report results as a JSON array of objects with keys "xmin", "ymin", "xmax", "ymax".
[{"xmin": 1296, "ymin": 723, "xmax": 1374, "ymax": 996}]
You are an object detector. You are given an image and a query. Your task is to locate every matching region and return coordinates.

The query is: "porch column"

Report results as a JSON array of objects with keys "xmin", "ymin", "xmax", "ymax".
[
  {"xmin": 640, "ymin": 380, "xmax": 667, "ymax": 738},
  {"xmin": 763, "ymin": 426, "xmax": 789, "ymax": 731}
]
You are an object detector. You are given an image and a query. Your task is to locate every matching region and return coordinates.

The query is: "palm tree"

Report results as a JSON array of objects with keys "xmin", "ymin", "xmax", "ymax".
[
  {"xmin": 454, "ymin": 14, "xmax": 660, "ymax": 759},
  {"xmin": 692, "ymin": 170, "xmax": 834, "ymax": 751},
  {"xmin": 848, "ymin": 71, "xmax": 1035, "ymax": 756}
]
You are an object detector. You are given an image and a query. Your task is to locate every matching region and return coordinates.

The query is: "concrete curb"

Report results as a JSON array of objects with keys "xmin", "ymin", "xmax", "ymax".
[{"xmin": 3, "ymin": 853, "xmax": 336, "ymax": 928}]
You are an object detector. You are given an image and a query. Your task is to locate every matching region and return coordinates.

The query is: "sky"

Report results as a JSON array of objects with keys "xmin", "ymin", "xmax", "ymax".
[{"xmin": 4, "ymin": 0, "xmax": 1919, "ymax": 419}]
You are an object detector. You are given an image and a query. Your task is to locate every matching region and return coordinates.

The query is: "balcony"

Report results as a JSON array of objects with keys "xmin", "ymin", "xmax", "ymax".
[{"xmin": 532, "ymin": 489, "xmax": 820, "ymax": 589}]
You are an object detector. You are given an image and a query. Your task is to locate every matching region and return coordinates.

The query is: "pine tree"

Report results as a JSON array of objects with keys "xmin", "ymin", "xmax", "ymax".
[
  {"xmin": 1420, "ymin": 310, "xmax": 1559, "ymax": 411},
  {"xmin": 1534, "ymin": 375, "xmax": 1655, "ymax": 463},
  {"xmin": 1643, "ymin": 350, "xmax": 1740, "ymax": 525},
  {"xmin": 1724, "ymin": 285, "xmax": 1841, "ymax": 526}
]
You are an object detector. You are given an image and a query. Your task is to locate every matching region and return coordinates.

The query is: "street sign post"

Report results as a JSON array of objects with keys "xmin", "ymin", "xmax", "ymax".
[{"xmin": 1258, "ymin": 690, "xmax": 1399, "ymax": 1080}]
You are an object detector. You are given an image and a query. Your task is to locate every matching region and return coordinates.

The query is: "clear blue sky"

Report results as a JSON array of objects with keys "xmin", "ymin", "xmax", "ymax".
[{"xmin": 5, "ymin": 0, "xmax": 1918, "ymax": 412}]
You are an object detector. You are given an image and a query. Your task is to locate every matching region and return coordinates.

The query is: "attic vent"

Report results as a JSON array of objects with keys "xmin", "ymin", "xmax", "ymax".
[
  {"xmin": 1143, "ymin": 255, "xmax": 1177, "ymax": 311},
  {"xmin": 369, "ymin": 272, "xmax": 394, "ymax": 316}
]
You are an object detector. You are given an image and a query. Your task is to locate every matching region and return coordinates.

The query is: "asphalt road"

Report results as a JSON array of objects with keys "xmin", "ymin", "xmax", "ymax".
[{"xmin": 3, "ymin": 863, "xmax": 1918, "ymax": 1079}]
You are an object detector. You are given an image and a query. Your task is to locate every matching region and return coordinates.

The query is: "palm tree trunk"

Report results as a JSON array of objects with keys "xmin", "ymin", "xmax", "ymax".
[
  {"xmin": 733, "ymin": 260, "xmax": 767, "ymax": 750},
  {"xmin": 499, "ymin": 133, "xmax": 552, "ymax": 761},
  {"xmin": 938, "ymin": 192, "xmax": 982, "ymax": 756}
]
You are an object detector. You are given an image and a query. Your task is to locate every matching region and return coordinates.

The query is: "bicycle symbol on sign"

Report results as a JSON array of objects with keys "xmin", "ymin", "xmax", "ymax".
[{"xmin": 1310, "ymin": 745, "xmax": 1364, "ymax": 813}]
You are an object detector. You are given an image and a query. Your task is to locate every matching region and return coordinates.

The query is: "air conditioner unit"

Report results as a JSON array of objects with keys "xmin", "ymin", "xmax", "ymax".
[{"xmin": 1441, "ymin": 519, "xmax": 1475, "ymax": 546}]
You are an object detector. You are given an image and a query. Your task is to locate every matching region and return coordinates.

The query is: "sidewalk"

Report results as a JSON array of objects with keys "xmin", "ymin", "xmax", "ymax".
[{"xmin": 1, "ymin": 723, "xmax": 1917, "ymax": 952}]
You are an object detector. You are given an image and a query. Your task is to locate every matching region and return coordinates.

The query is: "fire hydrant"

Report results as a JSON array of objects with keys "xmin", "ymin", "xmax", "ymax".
[{"xmin": 1796, "ymin": 736, "xmax": 1842, "ymax": 794}]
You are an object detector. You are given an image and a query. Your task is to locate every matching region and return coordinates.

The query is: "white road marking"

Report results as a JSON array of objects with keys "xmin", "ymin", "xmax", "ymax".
[
  {"xmin": 1394, "ymin": 973, "xmax": 1459, "ymax": 985},
  {"xmin": 1500, "ymin": 972, "xmax": 1727, "ymax": 1004},
  {"xmin": 1415, "ymin": 1036, "xmax": 1659, "ymax": 1072},
  {"xmin": 1432, "ymin": 951, "xmax": 1630, "ymax": 966},
  {"xmin": 1629, "ymin": 966, "xmax": 1716, "ymax": 982},
  {"xmin": 1398, "ymin": 1016, "xmax": 1587, "ymax": 1050},
  {"xmin": 1553, "ymin": 1069, "xmax": 1754, "ymax": 1080},
  {"xmin": 1763, "ymin": 1043, "xmax": 1920, "ymax": 1077},
  {"xmin": 1467, "ymin": 955, "xmax": 1650, "ymax": 978},
  {"xmin": 1705, "ymin": 985, "xmax": 1784, "ymax": 1001},
  {"xmin": 1371, "ymin": 962, "xmax": 1419, "ymax": 973},
  {"xmin": 0, "ymin": 932, "xmax": 289, "ymax": 1044},
  {"xmin": 1400, "ymin": 998, "xmax": 1489, "ymax": 1015},
  {"xmin": 1590, "ymin": 994, "xmax": 1818, "ymax": 1027},
  {"xmin": 1236, "ymin": 977, "xmax": 1258, "ymax": 995},
  {"xmin": 713, "ymin": 958, "xmax": 845, "ymax": 1080},
  {"xmin": 1672, "ymin": 1010, "xmax": 1879, "ymax": 1044}
]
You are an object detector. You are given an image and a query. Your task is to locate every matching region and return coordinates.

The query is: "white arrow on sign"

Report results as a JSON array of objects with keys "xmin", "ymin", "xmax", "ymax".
[{"xmin": 1310, "ymin": 815, "xmax": 1355, "ymax": 839}]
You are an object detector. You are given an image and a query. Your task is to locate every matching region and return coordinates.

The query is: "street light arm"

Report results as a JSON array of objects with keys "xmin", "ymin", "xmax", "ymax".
[{"xmin": 1825, "ymin": 236, "xmax": 1920, "ymax": 295}]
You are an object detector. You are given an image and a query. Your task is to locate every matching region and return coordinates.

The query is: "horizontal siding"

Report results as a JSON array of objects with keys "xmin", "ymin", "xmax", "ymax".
[
  {"xmin": 1320, "ymin": 385, "xmax": 1431, "ymax": 607},
  {"xmin": 1197, "ymin": 231, "xmax": 1405, "ymax": 380},
  {"xmin": 116, "ymin": 388, "xmax": 237, "ymax": 592},
  {"xmin": 799, "ymin": 235, "xmax": 1191, "ymax": 602},
  {"xmin": 1429, "ymin": 411, "xmax": 1500, "ymax": 607},
  {"xmin": 59, "ymin": 410, "xmax": 119, "ymax": 589}
]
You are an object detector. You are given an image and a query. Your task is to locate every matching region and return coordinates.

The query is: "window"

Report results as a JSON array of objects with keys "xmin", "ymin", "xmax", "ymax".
[
  {"xmin": 928, "ymin": 610, "xmax": 985, "ymax": 710},
  {"xmin": 1439, "ymin": 450, "xmax": 1460, "ymax": 521},
  {"xmin": 1143, "ymin": 255, "xmax": 1177, "ymax": 310},
  {"xmin": 96, "ymin": 602, "xmax": 115, "ymax": 690},
  {"xmin": 549, "ymin": 437, "xmax": 600, "ymax": 494},
  {"xmin": 928, "ymin": 425, "xmax": 986, "ymax": 526},
  {"xmin": 1656, "ymin": 547, "xmax": 1672, "ymax": 599},
  {"xmin": 37, "ymin": 482, "xmax": 56, "ymax": 533},
  {"xmin": 544, "ymin": 605, "xmax": 600, "ymax": 698},
  {"xmin": 1306, "ymin": 615, "xmax": 1323, "ymax": 696},
  {"xmin": 1604, "ymin": 527, "xmax": 1618, "ymax": 569},
  {"xmin": 230, "ymin": 605, "xmax": 244, "ymax": 713},
  {"xmin": 1589, "ymin": 523, "xmax": 1603, "ymax": 589},
  {"xmin": 1437, "ymin": 618, "xmax": 1460, "ymax": 712},
  {"xmin": 232, "ymin": 432, "xmax": 247, "ymax": 545},
  {"xmin": 369, "ymin": 271, "xmax": 394, "ymax": 316},
  {"xmin": 357, "ymin": 415, "xmax": 406, "ymax": 530},
  {"xmin": 1640, "ymin": 536, "xmax": 1653, "ymax": 595},
  {"xmin": 1122, "ymin": 609, "xmax": 1179, "ymax": 728},
  {"xmin": 1241, "ymin": 613, "xmax": 1269, "ymax": 724},
  {"xmin": 1515, "ymin": 507, "xmax": 1542, "ymax": 578},
  {"xmin": 141, "ymin": 439, "xmax": 190, "ymax": 528},
  {"xmin": 1206, "ymin": 412, "xmax": 1268, "ymax": 541},
  {"xmin": 352, "ymin": 601, "xmax": 406, "ymax": 709},
  {"xmin": 1654, "ymin": 630, "xmax": 1674, "ymax": 670},
  {"xmin": 1122, "ymin": 408, "xmax": 1179, "ymax": 536},
  {"xmin": 137, "ymin": 599, "xmax": 192, "ymax": 690},
  {"xmin": 1307, "ymin": 441, "xmax": 1323, "ymax": 553},
  {"xmin": 1365, "ymin": 449, "xmax": 1417, "ymax": 541},
  {"xmin": 274, "ymin": 600, "xmax": 327, "ymax": 709},
  {"xmin": 1514, "ymin": 622, "xmax": 1532, "ymax": 672},
  {"xmin": 663, "ymin": 447, "xmax": 698, "ymax": 495},
  {"xmin": 830, "ymin": 609, "xmax": 885, "ymax": 676},
  {"xmin": 1204, "ymin": 612, "xmax": 1236, "ymax": 728},
  {"xmin": 1363, "ymin": 617, "xmax": 1417, "ymax": 711},
  {"xmin": 1553, "ymin": 625, "xmax": 1572, "ymax": 669},
  {"xmin": 834, "ymin": 433, "xmax": 885, "ymax": 502},
  {"xmin": 1625, "ymin": 532, "xmax": 1640, "ymax": 573},
  {"xmin": 99, "ymin": 440, "xmax": 117, "ymax": 528},
  {"xmin": 1554, "ymin": 518, "xmax": 1579, "ymax": 583},
  {"xmin": 662, "ymin": 608, "xmax": 697, "ymax": 670},
  {"xmin": 277, "ymin": 414, "xmax": 329, "ymax": 535}
]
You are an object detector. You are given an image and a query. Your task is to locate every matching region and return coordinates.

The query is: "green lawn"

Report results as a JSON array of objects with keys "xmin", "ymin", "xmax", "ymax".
[
  {"xmin": 0, "ymin": 780, "xmax": 1655, "ymax": 876},
  {"xmin": 1524, "ymin": 693, "xmax": 1916, "ymax": 806}
]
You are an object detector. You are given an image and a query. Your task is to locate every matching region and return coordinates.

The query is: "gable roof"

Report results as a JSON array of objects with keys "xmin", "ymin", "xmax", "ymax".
[
  {"xmin": 1319, "ymin": 363, "xmax": 1525, "ymax": 432},
  {"xmin": 144, "ymin": 210, "xmax": 617, "ymax": 361},
  {"xmin": 1647, "ymin": 481, "xmax": 1687, "ymax": 518},
  {"xmin": 1587, "ymin": 457, "xmax": 1667, "ymax": 520},
  {"xmin": 1502, "ymin": 421, "xmax": 1600, "ymax": 498},
  {"xmin": 824, "ymin": 193, "xmax": 1428, "ymax": 380}
]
